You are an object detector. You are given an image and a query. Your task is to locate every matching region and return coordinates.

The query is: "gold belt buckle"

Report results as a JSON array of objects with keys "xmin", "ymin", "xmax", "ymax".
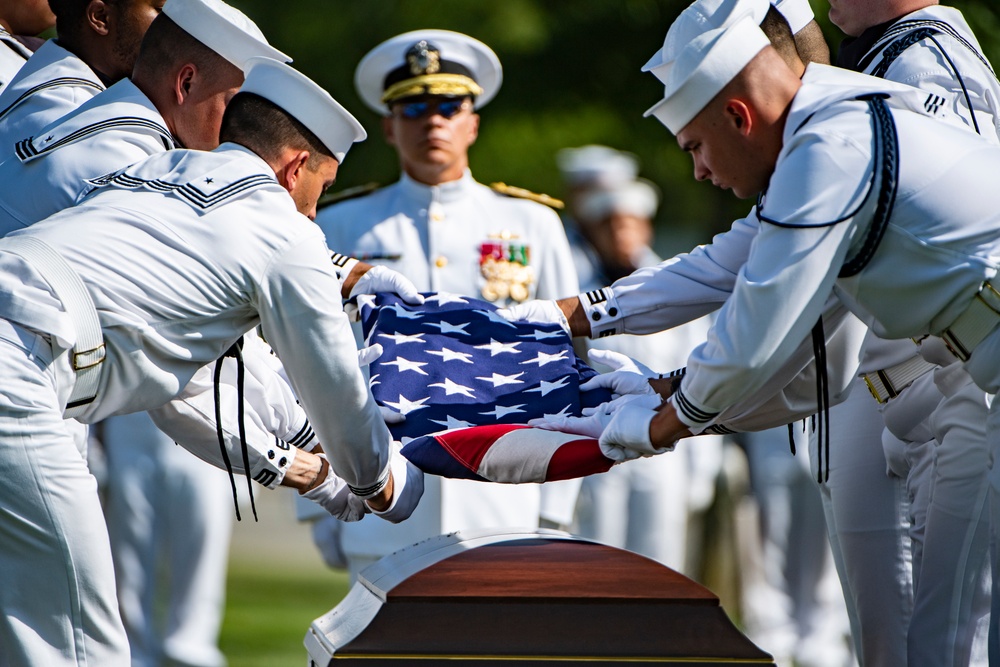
[
  {"xmin": 863, "ymin": 374, "xmax": 886, "ymax": 404},
  {"xmin": 72, "ymin": 343, "xmax": 106, "ymax": 371}
]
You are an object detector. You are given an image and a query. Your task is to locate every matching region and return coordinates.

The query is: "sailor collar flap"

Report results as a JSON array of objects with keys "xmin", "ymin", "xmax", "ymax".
[
  {"xmin": 787, "ymin": 63, "xmax": 954, "ymax": 143},
  {"xmin": 0, "ymin": 41, "xmax": 104, "ymax": 124},
  {"xmin": 86, "ymin": 145, "xmax": 280, "ymax": 213},
  {"xmin": 14, "ymin": 79, "xmax": 174, "ymax": 163}
]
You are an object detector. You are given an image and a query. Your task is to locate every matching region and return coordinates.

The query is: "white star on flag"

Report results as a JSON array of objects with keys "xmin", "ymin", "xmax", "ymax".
[
  {"xmin": 476, "ymin": 372, "xmax": 525, "ymax": 387},
  {"xmin": 520, "ymin": 349, "xmax": 569, "ymax": 367},
  {"xmin": 425, "ymin": 293, "xmax": 468, "ymax": 306},
  {"xmin": 387, "ymin": 303, "xmax": 423, "ymax": 319},
  {"xmin": 427, "ymin": 320, "xmax": 471, "ymax": 335},
  {"xmin": 525, "ymin": 376, "xmax": 570, "ymax": 396},
  {"xmin": 430, "ymin": 415, "xmax": 476, "ymax": 430},
  {"xmin": 427, "ymin": 347, "xmax": 474, "ymax": 363},
  {"xmin": 521, "ymin": 328, "xmax": 565, "ymax": 341},
  {"xmin": 481, "ymin": 404, "xmax": 527, "ymax": 419},
  {"xmin": 379, "ymin": 331, "xmax": 425, "ymax": 345},
  {"xmin": 429, "ymin": 377, "xmax": 476, "ymax": 397},
  {"xmin": 537, "ymin": 404, "xmax": 573, "ymax": 420},
  {"xmin": 369, "ymin": 373, "xmax": 381, "ymax": 387},
  {"xmin": 385, "ymin": 394, "xmax": 431, "ymax": 415},
  {"xmin": 476, "ymin": 338, "xmax": 521, "ymax": 356},
  {"xmin": 383, "ymin": 357, "xmax": 429, "ymax": 374}
]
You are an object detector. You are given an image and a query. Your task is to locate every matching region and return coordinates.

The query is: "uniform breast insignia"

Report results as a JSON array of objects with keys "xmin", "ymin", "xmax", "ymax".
[
  {"xmin": 489, "ymin": 182, "xmax": 565, "ymax": 210},
  {"xmin": 480, "ymin": 231, "xmax": 533, "ymax": 303}
]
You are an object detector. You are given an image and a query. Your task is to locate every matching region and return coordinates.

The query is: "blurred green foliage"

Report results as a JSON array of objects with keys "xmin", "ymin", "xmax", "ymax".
[{"xmin": 233, "ymin": 1, "xmax": 1000, "ymax": 250}]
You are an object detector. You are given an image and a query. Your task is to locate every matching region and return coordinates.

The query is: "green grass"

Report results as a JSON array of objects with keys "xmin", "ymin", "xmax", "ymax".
[{"xmin": 219, "ymin": 562, "xmax": 351, "ymax": 666}]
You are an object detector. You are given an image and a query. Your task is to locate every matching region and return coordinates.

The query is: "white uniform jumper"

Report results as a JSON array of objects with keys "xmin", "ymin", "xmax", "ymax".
[
  {"xmin": 0, "ymin": 144, "xmax": 392, "ymax": 665},
  {"xmin": 0, "ymin": 27, "xmax": 34, "ymax": 90}
]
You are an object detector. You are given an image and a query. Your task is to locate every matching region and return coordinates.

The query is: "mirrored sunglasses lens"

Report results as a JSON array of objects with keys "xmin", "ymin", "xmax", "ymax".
[
  {"xmin": 400, "ymin": 102, "xmax": 429, "ymax": 119},
  {"xmin": 438, "ymin": 100, "xmax": 464, "ymax": 118}
]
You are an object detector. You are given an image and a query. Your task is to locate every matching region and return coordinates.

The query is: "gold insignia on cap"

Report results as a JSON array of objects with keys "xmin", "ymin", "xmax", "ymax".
[{"xmin": 407, "ymin": 40, "xmax": 441, "ymax": 76}]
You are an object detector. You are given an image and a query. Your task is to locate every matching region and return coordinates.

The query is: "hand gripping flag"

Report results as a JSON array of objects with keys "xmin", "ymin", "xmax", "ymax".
[{"xmin": 358, "ymin": 293, "xmax": 615, "ymax": 482}]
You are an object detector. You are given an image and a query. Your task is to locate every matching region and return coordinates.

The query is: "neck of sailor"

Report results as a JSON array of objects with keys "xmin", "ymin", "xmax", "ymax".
[{"xmin": 829, "ymin": 0, "xmax": 937, "ymax": 37}]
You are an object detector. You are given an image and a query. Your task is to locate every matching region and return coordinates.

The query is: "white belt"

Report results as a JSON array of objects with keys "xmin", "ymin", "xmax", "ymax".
[
  {"xmin": 940, "ymin": 279, "xmax": 1000, "ymax": 362},
  {"xmin": 861, "ymin": 355, "xmax": 937, "ymax": 404},
  {"xmin": 0, "ymin": 236, "xmax": 105, "ymax": 416}
]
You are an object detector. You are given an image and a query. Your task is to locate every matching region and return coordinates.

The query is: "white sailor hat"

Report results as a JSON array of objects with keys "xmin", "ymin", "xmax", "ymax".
[
  {"xmin": 239, "ymin": 57, "xmax": 366, "ymax": 163},
  {"xmin": 354, "ymin": 29, "xmax": 502, "ymax": 115},
  {"xmin": 556, "ymin": 145, "xmax": 639, "ymax": 188},
  {"xmin": 577, "ymin": 179, "xmax": 660, "ymax": 224},
  {"xmin": 161, "ymin": 0, "xmax": 290, "ymax": 71},
  {"xmin": 642, "ymin": 0, "xmax": 769, "ymax": 84},
  {"xmin": 772, "ymin": 0, "xmax": 814, "ymax": 34},
  {"xmin": 644, "ymin": 14, "xmax": 770, "ymax": 134}
]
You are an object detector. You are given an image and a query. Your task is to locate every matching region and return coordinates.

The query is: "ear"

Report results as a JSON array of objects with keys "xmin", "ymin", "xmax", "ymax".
[
  {"xmin": 466, "ymin": 112, "xmax": 480, "ymax": 146},
  {"xmin": 276, "ymin": 150, "xmax": 310, "ymax": 195},
  {"xmin": 173, "ymin": 63, "xmax": 197, "ymax": 105},
  {"xmin": 86, "ymin": 0, "xmax": 111, "ymax": 36},
  {"xmin": 381, "ymin": 115, "xmax": 396, "ymax": 147},
  {"xmin": 725, "ymin": 99, "xmax": 753, "ymax": 137}
]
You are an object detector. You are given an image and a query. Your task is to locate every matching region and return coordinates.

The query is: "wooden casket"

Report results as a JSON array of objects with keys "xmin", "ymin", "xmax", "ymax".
[{"xmin": 305, "ymin": 528, "xmax": 774, "ymax": 666}]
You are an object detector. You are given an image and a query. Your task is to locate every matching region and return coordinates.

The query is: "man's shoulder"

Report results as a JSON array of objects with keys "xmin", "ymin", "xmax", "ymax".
[{"xmin": 486, "ymin": 181, "xmax": 565, "ymax": 212}]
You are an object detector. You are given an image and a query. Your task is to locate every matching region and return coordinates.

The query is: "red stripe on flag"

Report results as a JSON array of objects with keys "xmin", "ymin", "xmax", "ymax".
[
  {"xmin": 545, "ymin": 438, "xmax": 615, "ymax": 481},
  {"xmin": 434, "ymin": 424, "xmax": 529, "ymax": 472}
]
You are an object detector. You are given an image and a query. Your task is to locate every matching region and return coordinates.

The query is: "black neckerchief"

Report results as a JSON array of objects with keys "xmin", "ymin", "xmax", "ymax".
[{"xmin": 836, "ymin": 18, "xmax": 896, "ymax": 71}]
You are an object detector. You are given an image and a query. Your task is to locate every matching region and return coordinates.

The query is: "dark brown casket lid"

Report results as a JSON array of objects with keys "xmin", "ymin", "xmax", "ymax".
[{"xmin": 306, "ymin": 528, "xmax": 774, "ymax": 666}]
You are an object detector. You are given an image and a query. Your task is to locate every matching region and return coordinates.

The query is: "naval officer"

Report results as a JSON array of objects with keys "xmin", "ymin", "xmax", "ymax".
[
  {"xmin": 0, "ymin": 56, "xmax": 422, "ymax": 665},
  {"xmin": 314, "ymin": 28, "xmax": 582, "ymax": 580}
]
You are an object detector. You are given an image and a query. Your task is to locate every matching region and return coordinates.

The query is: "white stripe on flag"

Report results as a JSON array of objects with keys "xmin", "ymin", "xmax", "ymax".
[{"xmin": 477, "ymin": 428, "xmax": 580, "ymax": 483}]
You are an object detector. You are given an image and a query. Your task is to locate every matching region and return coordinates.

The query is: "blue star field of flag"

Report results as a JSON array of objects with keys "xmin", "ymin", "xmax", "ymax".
[{"xmin": 359, "ymin": 293, "xmax": 611, "ymax": 440}]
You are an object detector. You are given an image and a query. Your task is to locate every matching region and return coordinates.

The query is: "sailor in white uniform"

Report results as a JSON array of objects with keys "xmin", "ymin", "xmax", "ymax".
[
  {"xmin": 0, "ymin": 56, "xmax": 422, "ymax": 666},
  {"xmin": 0, "ymin": 2, "xmax": 53, "ymax": 88},
  {"xmin": 0, "ymin": 0, "xmax": 288, "ymax": 235},
  {"xmin": 314, "ymin": 29, "xmax": 582, "ymax": 580},
  {"xmin": 0, "ymin": 0, "xmax": 161, "ymax": 154}
]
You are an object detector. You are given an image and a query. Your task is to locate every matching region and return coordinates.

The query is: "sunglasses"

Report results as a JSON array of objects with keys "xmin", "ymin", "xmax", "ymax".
[{"xmin": 394, "ymin": 98, "xmax": 470, "ymax": 120}]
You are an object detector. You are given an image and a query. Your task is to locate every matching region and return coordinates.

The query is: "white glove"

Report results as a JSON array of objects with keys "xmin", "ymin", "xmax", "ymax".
[
  {"xmin": 356, "ymin": 343, "xmax": 405, "ymax": 425},
  {"xmin": 496, "ymin": 299, "xmax": 570, "ymax": 335},
  {"xmin": 580, "ymin": 349, "xmax": 657, "ymax": 396},
  {"xmin": 599, "ymin": 402, "xmax": 676, "ymax": 462},
  {"xmin": 302, "ymin": 456, "xmax": 371, "ymax": 521},
  {"xmin": 368, "ymin": 442, "xmax": 424, "ymax": 523},
  {"xmin": 528, "ymin": 393, "xmax": 661, "ymax": 439},
  {"xmin": 349, "ymin": 265, "xmax": 425, "ymax": 306}
]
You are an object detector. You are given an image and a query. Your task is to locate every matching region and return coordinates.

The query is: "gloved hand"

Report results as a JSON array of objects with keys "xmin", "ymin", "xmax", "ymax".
[
  {"xmin": 368, "ymin": 441, "xmax": 424, "ymax": 523},
  {"xmin": 599, "ymin": 401, "xmax": 676, "ymax": 462},
  {"xmin": 349, "ymin": 265, "xmax": 424, "ymax": 306},
  {"xmin": 580, "ymin": 349, "xmax": 657, "ymax": 397},
  {"xmin": 528, "ymin": 393, "xmax": 661, "ymax": 439},
  {"xmin": 302, "ymin": 455, "xmax": 371, "ymax": 521},
  {"xmin": 357, "ymin": 343, "xmax": 405, "ymax": 425},
  {"xmin": 496, "ymin": 299, "xmax": 570, "ymax": 335}
]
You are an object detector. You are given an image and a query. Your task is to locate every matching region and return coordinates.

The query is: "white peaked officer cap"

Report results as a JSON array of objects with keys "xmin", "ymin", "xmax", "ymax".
[
  {"xmin": 239, "ymin": 57, "xmax": 367, "ymax": 163},
  {"xmin": 772, "ymin": 0, "xmax": 815, "ymax": 34},
  {"xmin": 354, "ymin": 29, "xmax": 502, "ymax": 115},
  {"xmin": 557, "ymin": 145, "xmax": 639, "ymax": 188},
  {"xmin": 642, "ymin": 0, "xmax": 769, "ymax": 84},
  {"xmin": 644, "ymin": 14, "xmax": 770, "ymax": 134},
  {"xmin": 577, "ymin": 179, "xmax": 660, "ymax": 224},
  {"xmin": 161, "ymin": 0, "xmax": 290, "ymax": 71}
]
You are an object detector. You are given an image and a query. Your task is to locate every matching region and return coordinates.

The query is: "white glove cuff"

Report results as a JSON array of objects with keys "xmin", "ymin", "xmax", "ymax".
[{"xmin": 578, "ymin": 287, "xmax": 625, "ymax": 339}]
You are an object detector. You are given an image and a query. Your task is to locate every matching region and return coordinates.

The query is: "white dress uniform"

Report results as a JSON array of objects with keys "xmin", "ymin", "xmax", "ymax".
[
  {"xmin": 836, "ymin": 7, "xmax": 998, "ymax": 663},
  {"xmin": 570, "ymin": 231, "xmax": 722, "ymax": 572},
  {"xmin": 0, "ymin": 141, "xmax": 391, "ymax": 665},
  {"xmin": 0, "ymin": 27, "xmax": 34, "ymax": 90},
  {"xmin": 0, "ymin": 77, "xmax": 174, "ymax": 234},
  {"xmin": 0, "ymin": 39, "xmax": 104, "ymax": 155},
  {"xmin": 316, "ymin": 169, "xmax": 582, "ymax": 577}
]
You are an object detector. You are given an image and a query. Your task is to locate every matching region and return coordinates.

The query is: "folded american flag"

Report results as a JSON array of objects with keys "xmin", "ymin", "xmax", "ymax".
[{"xmin": 359, "ymin": 293, "xmax": 615, "ymax": 482}]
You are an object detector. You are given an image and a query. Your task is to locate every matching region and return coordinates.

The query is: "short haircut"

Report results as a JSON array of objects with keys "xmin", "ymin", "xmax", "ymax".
[
  {"xmin": 759, "ymin": 5, "xmax": 798, "ymax": 64},
  {"xmin": 132, "ymin": 13, "xmax": 232, "ymax": 83},
  {"xmin": 48, "ymin": 0, "xmax": 119, "ymax": 37},
  {"xmin": 219, "ymin": 92, "xmax": 334, "ymax": 168}
]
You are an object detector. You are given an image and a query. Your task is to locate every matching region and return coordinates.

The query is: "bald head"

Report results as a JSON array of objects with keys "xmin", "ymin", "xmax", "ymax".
[{"xmin": 828, "ymin": 0, "xmax": 937, "ymax": 37}]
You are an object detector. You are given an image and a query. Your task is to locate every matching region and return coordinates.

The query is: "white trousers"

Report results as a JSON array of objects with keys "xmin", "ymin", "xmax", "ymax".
[
  {"xmin": 102, "ymin": 411, "xmax": 233, "ymax": 667},
  {"xmin": 811, "ymin": 383, "xmax": 913, "ymax": 667},
  {"xmin": 0, "ymin": 320, "xmax": 129, "ymax": 666}
]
